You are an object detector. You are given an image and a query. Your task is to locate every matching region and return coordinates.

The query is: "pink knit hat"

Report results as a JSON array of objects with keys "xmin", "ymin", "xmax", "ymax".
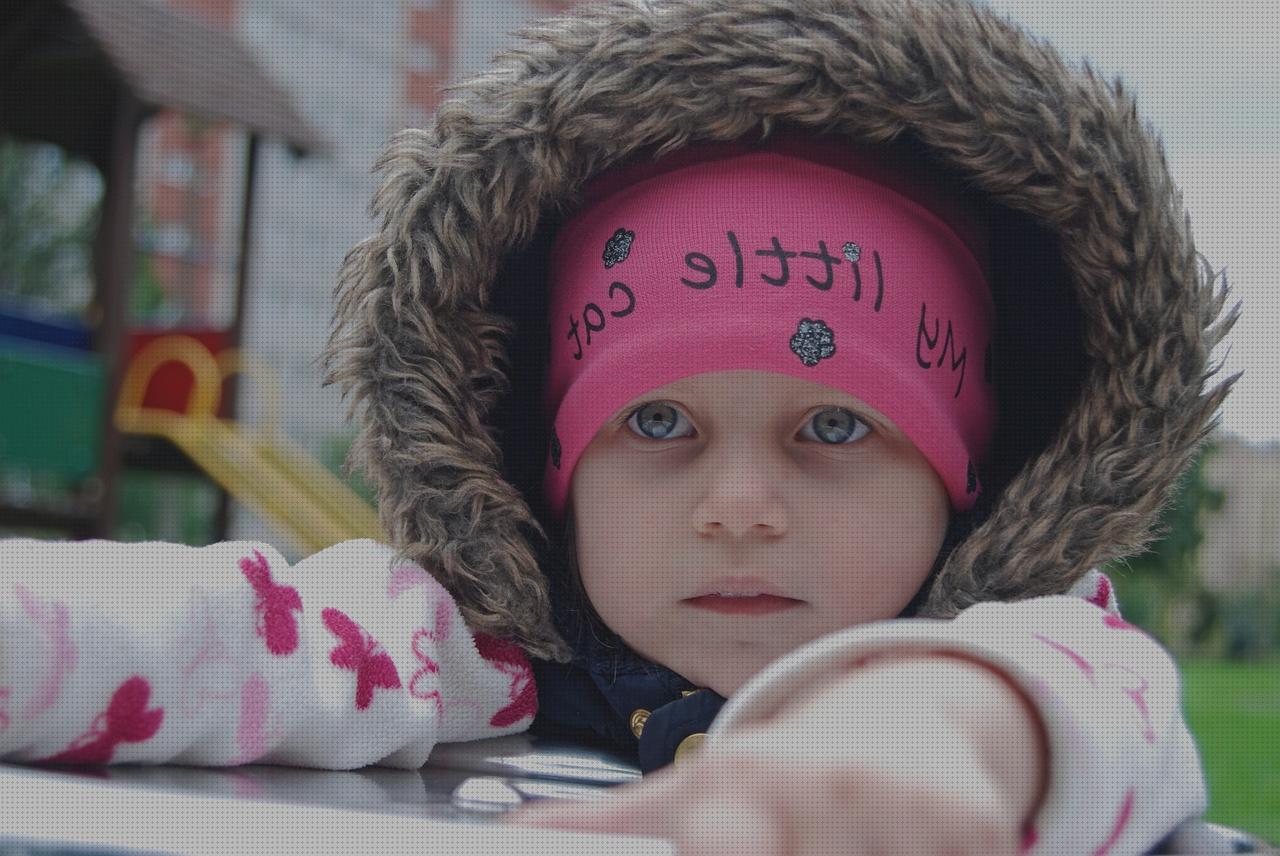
[{"xmin": 543, "ymin": 130, "xmax": 997, "ymax": 519}]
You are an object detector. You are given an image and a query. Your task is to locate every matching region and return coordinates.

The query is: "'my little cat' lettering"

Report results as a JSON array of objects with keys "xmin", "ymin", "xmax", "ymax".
[
  {"xmin": 564, "ymin": 229, "xmax": 886, "ymax": 360},
  {"xmin": 564, "ymin": 228, "xmax": 976, "ymax": 406}
]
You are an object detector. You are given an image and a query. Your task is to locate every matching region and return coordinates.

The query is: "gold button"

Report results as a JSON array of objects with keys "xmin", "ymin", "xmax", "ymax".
[
  {"xmin": 629, "ymin": 708, "xmax": 650, "ymax": 739},
  {"xmin": 674, "ymin": 732, "xmax": 707, "ymax": 763}
]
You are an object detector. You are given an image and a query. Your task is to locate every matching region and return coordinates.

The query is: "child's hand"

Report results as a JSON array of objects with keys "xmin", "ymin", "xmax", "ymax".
[{"xmin": 506, "ymin": 655, "xmax": 1043, "ymax": 856}]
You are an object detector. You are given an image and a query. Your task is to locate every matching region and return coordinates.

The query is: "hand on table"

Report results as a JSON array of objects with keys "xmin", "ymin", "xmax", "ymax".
[{"xmin": 506, "ymin": 655, "xmax": 1044, "ymax": 856}]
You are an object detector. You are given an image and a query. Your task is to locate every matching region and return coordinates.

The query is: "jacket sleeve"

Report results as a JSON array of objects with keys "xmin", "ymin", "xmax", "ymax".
[
  {"xmin": 705, "ymin": 570, "xmax": 1207, "ymax": 856},
  {"xmin": 0, "ymin": 537, "xmax": 535, "ymax": 770}
]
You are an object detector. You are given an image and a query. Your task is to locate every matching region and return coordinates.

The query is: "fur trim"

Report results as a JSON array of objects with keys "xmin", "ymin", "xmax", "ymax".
[{"xmin": 321, "ymin": 0, "xmax": 1240, "ymax": 659}]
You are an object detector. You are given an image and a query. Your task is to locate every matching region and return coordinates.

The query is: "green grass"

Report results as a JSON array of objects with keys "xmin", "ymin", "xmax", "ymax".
[{"xmin": 1178, "ymin": 657, "xmax": 1280, "ymax": 844}]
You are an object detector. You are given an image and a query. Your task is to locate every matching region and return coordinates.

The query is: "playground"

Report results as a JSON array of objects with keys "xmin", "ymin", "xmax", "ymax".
[{"xmin": 1, "ymin": 0, "xmax": 1276, "ymax": 852}]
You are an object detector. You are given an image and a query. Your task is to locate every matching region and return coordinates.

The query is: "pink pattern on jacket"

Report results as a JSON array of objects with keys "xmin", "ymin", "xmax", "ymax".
[
  {"xmin": 322, "ymin": 607, "xmax": 402, "ymax": 710},
  {"xmin": 0, "ymin": 539, "xmax": 544, "ymax": 771},
  {"xmin": 240, "ymin": 549, "xmax": 302, "ymax": 656},
  {"xmin": 474, "ymin": 633, "xmax": 537, "ymax": 727},
  {"xmin": 15, "ymin": 585, "xmax": 77, "ymax": 720},
  {"xmin": 232, "ymin": 673, "xmax": 275, "ymax": 765},
  {"xmin": 38, "ymin": 676, "xmax": 163, "ymax": 764}
]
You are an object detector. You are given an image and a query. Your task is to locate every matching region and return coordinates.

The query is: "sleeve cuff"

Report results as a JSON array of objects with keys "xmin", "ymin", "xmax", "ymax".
[{"xmin": 706, "ymin": 597, "xmax": 1207, "ymax": 855}]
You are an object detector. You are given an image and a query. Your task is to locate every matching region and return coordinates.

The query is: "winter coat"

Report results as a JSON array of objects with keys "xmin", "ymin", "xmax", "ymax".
[
  {"xmin": 0, "ymin": 0, "xmax": 1245, "ymax": 852},
  {"xmin": 316, "ymin": 0, "xmax": 1239, "ymax": 850}
]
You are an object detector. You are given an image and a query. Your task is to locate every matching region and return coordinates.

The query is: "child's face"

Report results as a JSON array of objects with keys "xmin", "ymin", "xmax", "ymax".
[{"xmin": 570, "ymin": 370, "xmax": 951, "ymax": 697}]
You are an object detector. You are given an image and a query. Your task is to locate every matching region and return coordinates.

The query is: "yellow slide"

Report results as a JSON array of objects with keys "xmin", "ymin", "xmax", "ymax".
[{"xmin": 114, "ymin": 335, "xmax": 386, "ymax": 556}]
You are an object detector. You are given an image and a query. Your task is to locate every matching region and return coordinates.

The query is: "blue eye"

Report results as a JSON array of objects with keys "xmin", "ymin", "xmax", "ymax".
[
  {"xmin": 624, "ymin": 403, "xmax": 872, "ymax": 445},
  {"xmin": 628, "ymin": 402, "xmax": 689, "ymax": 440},
  {"xmin": 803, "ymin": 407, "xmax": 871, "ymax": 445}
]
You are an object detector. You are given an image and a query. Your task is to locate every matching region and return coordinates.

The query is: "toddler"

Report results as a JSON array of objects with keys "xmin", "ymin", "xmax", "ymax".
[{"xmin": 0, "ymin": 0, "xmax": 1246, "ymax": 853}]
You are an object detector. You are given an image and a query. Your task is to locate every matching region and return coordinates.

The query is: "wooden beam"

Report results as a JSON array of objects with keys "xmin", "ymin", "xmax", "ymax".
[
  {"xmin": 90, "ymin": 88, "xmax": 145, "ymax": 539},
  {"xmin": 213, "ymin": 130, "xmax": 260, "ymax": 541}
]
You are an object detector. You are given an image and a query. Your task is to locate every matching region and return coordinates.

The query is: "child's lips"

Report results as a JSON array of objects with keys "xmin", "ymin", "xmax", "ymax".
[{"xmin": 682, "ymin": 594, "xmax": 805, "ymax": 615}]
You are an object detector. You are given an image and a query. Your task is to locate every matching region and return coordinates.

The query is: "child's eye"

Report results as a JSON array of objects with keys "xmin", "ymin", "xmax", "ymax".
[
  {"xmin": 623, "ymin": 403, "xmax": 872, "ymax": 445},
  {"xmin": 801, "ymin": 407, "xmax": 873, "ymax": 445},
  {"xmin": 627, "ymin": 402, "xmax": 691, "ymax": 440}
]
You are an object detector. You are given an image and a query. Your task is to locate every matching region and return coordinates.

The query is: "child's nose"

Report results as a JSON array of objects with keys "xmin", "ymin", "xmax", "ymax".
[{"xmin": 692, "ymin": 459, "xmax": 789, "ymax": 539}]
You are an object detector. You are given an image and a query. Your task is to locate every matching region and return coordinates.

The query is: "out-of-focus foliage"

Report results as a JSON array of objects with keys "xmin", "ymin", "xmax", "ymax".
[
  {"xmin": 129, "ymin": 230, "xmax": 170, "ymax": 321},
  {"xmin": 0, "ymin": 135, "xmax": 101, "ymax": 313},
  {"xmin": 115, "ymin": 470, "xmax": 220, "ymax": 545},
  {"xmin": 317, "ymin": 428, "xmax": 377, "ymax": 507},
  {"xmin": 1109, "ymin": 438, "xmax": 1280, "ymax": 659}
]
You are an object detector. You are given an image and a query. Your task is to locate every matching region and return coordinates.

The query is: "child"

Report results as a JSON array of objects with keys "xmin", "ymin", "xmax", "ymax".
[
  {"xmin": 496, "ymin": 130, "xmax": 1226, "ymax": 854},
  {"xmin": 0, "ymin": 0, "xmax": 1247, "ymax": 853}
]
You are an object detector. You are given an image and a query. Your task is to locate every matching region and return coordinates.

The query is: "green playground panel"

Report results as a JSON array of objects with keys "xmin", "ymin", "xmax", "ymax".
[{"xmin": 0, "ymin": 334, "xmax": 106, "ymax": 485}]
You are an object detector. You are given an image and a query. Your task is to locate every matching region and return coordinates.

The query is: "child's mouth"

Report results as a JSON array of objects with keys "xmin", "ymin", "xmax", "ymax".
[{"xmin": 683, "ymin": 594, "xmax": 804, "ymax": 615}]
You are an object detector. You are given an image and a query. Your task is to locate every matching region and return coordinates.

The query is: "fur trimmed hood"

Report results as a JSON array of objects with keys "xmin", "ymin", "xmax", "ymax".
[{"xmin": 322, "ymin": 0, "xmax": 1239, "ymax": 663}]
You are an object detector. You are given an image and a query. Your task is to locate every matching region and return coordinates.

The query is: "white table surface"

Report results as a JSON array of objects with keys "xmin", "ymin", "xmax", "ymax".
[{"xmin": 0, "ymin": 734, "xmax": 673, "ymax": 855}]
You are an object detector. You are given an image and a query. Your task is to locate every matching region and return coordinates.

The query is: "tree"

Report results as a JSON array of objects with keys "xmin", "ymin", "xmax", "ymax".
[
  {"xmin": 0, "ymin": 135, "xmax": 102, "ymax": 313},
  {"xmin": 1107, "ymin": 439, "xmax": 1226, "ymax": 656}
]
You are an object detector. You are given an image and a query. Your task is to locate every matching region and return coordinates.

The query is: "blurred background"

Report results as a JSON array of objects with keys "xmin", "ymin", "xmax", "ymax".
[{"xmin": 0, "ymin": 0, "xmax": 1275, "ymax": 841}]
